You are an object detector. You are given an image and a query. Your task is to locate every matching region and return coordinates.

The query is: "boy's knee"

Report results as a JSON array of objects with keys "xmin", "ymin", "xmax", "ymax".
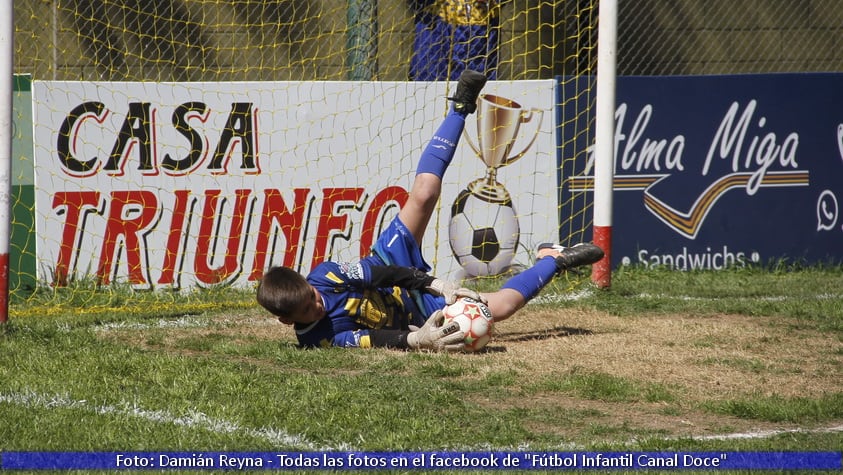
[{"xmin": 410, "ymin": 173, "xmax": 442, "ymax": 206}]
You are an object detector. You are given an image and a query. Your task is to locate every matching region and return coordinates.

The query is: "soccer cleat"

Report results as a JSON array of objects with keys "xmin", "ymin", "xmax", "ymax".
[
  {"xmin": 537, "ymin": 242, "xmax": 604, "ymax": 273},
  {"xmin": 447, "ymin": 69, "xmax": 487, "ymax": 114}
]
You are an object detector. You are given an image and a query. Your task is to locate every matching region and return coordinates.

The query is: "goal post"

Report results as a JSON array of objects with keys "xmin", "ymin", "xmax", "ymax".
[
  {"xmin": 1, "ymin": 0, "xmax": 13, "ymax": 323},
  {"xmin": 592, "ymin": 0, "xmax": 617, "ymax": 289}
]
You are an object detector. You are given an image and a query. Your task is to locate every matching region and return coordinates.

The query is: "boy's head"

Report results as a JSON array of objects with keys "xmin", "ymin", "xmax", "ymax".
[{"xmin": 257, "ymin": 266, "xmax": 325, "ymax": 325}]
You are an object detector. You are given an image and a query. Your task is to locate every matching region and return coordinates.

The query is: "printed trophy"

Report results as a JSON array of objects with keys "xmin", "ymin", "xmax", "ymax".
[{"xmin": 449, "ymin": 94, "xmax": 543, "ymax": 277}]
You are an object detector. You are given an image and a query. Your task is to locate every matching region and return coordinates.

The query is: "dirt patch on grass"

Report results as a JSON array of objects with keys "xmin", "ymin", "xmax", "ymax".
[{"xmin": 491, "ymin": 308, "xmax": 842, "ymax": 401}]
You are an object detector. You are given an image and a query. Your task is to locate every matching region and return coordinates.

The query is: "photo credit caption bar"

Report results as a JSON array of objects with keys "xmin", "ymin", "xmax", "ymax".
[{"xmin": 1, "ymin": 451, "xmax": 841, "ymax": 471}]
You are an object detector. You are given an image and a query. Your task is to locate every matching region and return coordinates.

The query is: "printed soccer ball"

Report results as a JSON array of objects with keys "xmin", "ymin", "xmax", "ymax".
[
  {"xmin": 442, "ymin": 297, "xmax": 495, "ymax": 352},
  {"xmin": 449, "ymin": 188, "xmax": 519, "ymax": 277}
]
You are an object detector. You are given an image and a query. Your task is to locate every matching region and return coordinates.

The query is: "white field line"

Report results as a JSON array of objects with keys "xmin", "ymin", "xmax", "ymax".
[
  {"xmin": 530, "ymin": 287, "xmax": 594, "ymax": 304},
  {"xmin": 0, "ymin": 390, "xmax": 347, "ymax": 451},
  {"xmin": 95, "ymin": 316, "xmax": 211, "ymax": 331},
  {"xmin": 686, "ymin": 424, "xmax": 843, "ymax": 441},
  {"xmin": 535, "ymin": 291, "xmax": 843, "ymax": 304},
  {"xmin": 95, "ymin": 315, "xmax": 279, "ymax": 332},
  {"xmin": 635, "ymin": 292, "xmax": 843, "ymax": 302},
  {"xmin": 538, "ymin": 424, "xmax": 843, "ymax": 451}
]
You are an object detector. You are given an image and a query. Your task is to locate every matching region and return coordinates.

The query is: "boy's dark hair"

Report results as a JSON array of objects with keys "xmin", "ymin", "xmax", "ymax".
[{"xmin": 256, "ymin": 266, "xmax": 313, "ymax": 320}]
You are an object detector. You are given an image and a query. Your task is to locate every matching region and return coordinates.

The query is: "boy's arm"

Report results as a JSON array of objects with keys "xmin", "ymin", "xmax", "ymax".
[
  {"xmin": 338, "ymin": 310, "xmax": 464, "ymax": 351},
  {"xmin": 367, "ymin": 265, "xmax": 486, "ymax": 304},
  {"xmin": 366, "ymin": 265, "xmax": 435, "ymax": 289}
]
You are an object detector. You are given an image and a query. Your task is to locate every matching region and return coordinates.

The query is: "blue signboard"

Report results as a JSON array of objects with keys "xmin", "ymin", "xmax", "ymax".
[{"xmin": 560, "ymin": 73, "xmax": 843, "ymax": 269}]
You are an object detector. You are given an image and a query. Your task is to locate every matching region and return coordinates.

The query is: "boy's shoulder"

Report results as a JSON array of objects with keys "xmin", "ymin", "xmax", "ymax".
[
  {"xmin": 307, "ymin": 260, "xmax": 356, "ymax": 283},
  {"xmin": 307, "ymin": 256, "xmax": 382, "ymax": 285}
]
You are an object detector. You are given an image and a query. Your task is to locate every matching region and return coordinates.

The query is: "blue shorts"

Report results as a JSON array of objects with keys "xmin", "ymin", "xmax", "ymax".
[{"xmin": 371, "ymin": 216, "xmax": 445, "ymax": 318}]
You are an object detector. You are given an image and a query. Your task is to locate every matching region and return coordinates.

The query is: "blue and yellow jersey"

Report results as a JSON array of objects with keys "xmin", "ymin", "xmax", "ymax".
[
  {"xmin": 294, "ymin": 257, "xmax": 439, "ymax": 349},
  {"xmin": 409, "ymin": 0, "xmax": 500, "ymax": 81}
]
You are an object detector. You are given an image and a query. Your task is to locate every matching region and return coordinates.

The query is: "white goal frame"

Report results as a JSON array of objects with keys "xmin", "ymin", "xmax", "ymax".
[
  {"xmin": 592, "ymin": 0, "xmax": 617, "ymax": 289},
  {"xmin": 0, "ymin": 0, "xmax": 13, "ymax": 323}
]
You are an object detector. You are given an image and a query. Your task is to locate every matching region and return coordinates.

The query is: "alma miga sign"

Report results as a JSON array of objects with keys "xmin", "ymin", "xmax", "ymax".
[{"xmin": 561, "ymin": 73, "xmax": 842, "ymax": 270}]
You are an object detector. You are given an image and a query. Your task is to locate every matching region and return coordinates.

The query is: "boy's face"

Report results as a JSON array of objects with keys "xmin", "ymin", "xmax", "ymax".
[{"xmin": 278, "ymin": 285, "xmax": 325, "ymax": 325}]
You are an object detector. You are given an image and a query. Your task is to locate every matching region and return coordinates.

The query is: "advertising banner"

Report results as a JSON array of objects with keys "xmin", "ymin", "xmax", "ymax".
[
  {"xmin": 562, "ymin": 73, "xmax": 843, "ymax": 269},
  {"xmin": 32, "ymin": 80, "xmax": 558, "ymax": 289}
]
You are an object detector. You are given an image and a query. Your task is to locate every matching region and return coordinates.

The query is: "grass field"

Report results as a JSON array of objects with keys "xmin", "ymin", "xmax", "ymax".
[{"xmin": 1, "ymin": 265, "xmax": 842, "ymax": 472}]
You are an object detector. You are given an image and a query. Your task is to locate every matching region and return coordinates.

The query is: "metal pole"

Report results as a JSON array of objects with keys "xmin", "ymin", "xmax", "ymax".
[
  {"xmin": 591, "ymin": 0, "xmax": 617, "ymax": 289},
  {"xmin": 0, "ymin": 0, "xmax": 14, "ymax": 322},
  {"xmin": 347, "ymin": 0, "xmax": 378, "ymax": 80}
]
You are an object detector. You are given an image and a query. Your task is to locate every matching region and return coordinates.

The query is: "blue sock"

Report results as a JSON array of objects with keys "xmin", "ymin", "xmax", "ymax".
[
  {"xmin": 501, "ymin": 257, "xmax": 558, "ymax": 301},
  {"xmin": 415, "ymin": 110, "xmax": 466, "ymax": 178}
]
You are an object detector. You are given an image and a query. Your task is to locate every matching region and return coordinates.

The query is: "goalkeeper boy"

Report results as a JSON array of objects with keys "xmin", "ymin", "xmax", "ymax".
[{"xmin": 257, "ymin": 70, "xmax": 603, "ymax": 351}]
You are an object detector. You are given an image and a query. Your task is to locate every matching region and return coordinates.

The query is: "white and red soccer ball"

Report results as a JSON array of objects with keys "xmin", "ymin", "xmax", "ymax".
[{"xmin": 442, "ymin": 297, "xmax": 495, "ymax": 352}]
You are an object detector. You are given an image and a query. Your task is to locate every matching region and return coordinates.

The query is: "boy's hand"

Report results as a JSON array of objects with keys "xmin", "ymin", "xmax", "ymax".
[
  {"xmin": 427, "ymin": 278, "xmax": 487, "ymax": 305},
  {"xmin": 407, "ymin": 310, "xmax": 465, "ymax": 352}
]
